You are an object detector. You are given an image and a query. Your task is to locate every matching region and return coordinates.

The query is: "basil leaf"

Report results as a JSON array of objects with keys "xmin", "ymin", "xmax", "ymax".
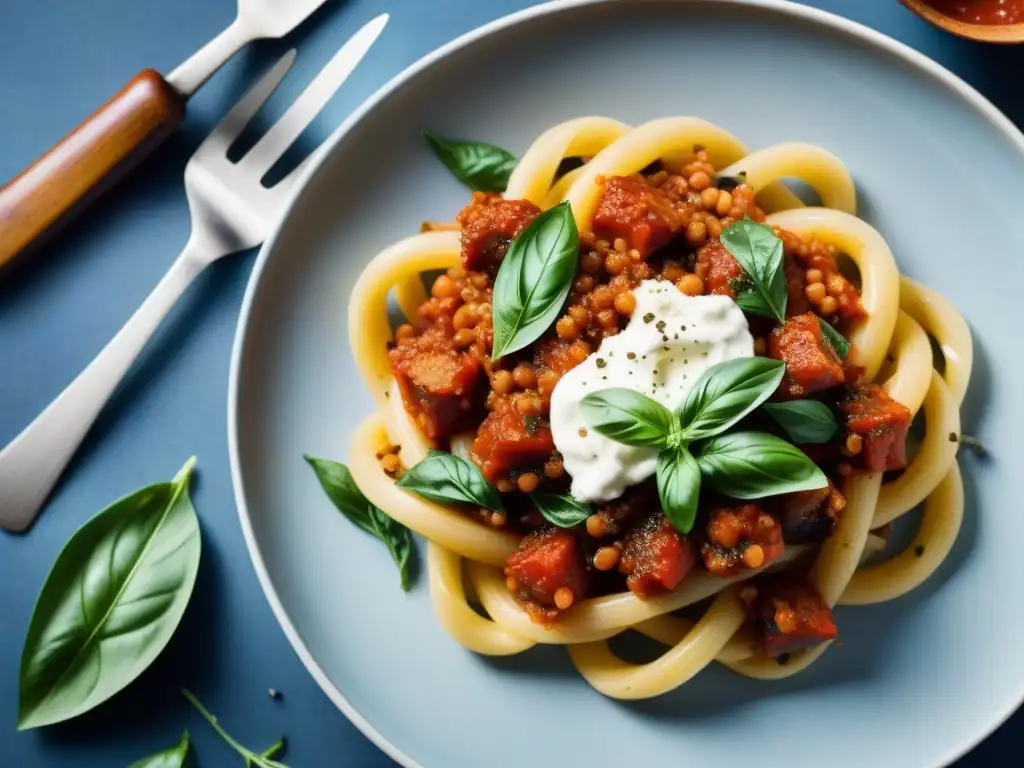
[
  {"xmin": 657, "ymin": 448, "xmax": 702, "ymax": 534},
  {"xmin": 581, "ymin": 388, "xmax": 676, "ymax": 448},
  {"xmin": 305, "ymin": 456, "xmax": 415, "ymax": 591},
  {"xmin": 397, "ymin": 450, "xmax": 504, "ymax": 513},
  {"xmin": 763, "ymin": 400, "xmax": 839, "ymax": 444},
  {"xmin": 128, "ymin": 731, "xmax": 190, "ymax": 768},
  {"xmin": 531, "ymin": 493, "xmax": 592, "ymax": 528},
  {"xmin": 491, "ymin": 202, "xmax": 579, "ymax": 360},
  {"xmin": 676, "ymin": 358, "xmax": 785, "ymax": 441},
  {"xmin": 183, "ymin": 690, "xmax": 289, "ymax": 768},
  {"xmin": 720, "ymin": 218, "xmax": 787, "ymax": 323},
  {"xmin": 422, "ymin": 130, "xmax": 517, "ymax": 192},
  {"xmin": 695, "ymin": 431, "xmax": 828, "ymax": 499},
  {"xmin": 819, "ymin": 317, "xmax": 851, "ymax": 360},
  {"xmin": 18, "ymin": 459, "xmax": 202, "ymax": 730}
]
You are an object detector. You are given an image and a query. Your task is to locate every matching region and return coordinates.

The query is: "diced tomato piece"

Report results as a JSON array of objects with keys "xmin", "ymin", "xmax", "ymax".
[
  {"xmin": 592, "ymin": 175, "xmax": 682, "ymax": 257},
  {"xmin": 772, "ymin": 480, "xmax": 845, "ymax": 544},
  {"xmin": 389, "ymin": 327, "xmax": 482, "ymax": 440},
  {"xmin": 694, "ymin": 239, "xmax": 744, "ymax": 297},
  {"xmin": 505, "ymin": 528, "xmax": 588, "ymax": 620},
  {"xmin": 769, "ymin": 313, "xmax": 846, "ymax": 399},
  {"xmin": 840, "ymin": 384, "xmax": 913, "ymax": 472},
  {"xmin": 701, "ymin": 504, "xmax": 784, "ymax": 576},
  {"xmin": 618, "ymin": 513, "xmax": 696, "ymax": 598},
  {"xmin": 456, "ymin": 192, "xmax": 540, "ymax": 273},
  {"xmin": 471, "ymin": 395, "xmax": 554, "ymax": 482},
  {"xmin": 750, "ymin": 579, "xmax": 838, "ymax": 657}
]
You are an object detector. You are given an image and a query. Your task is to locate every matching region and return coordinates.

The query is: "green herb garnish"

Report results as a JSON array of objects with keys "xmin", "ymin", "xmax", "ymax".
[
  {"xmin": 183, "ymin": 689, "xmax": 289, "ymax": 767},
  {"xmin": 530, "ymin": 493, "xmax": 593, "ymax": 528},
  {"xmin": 763, "ymin": 400, "xmax": 839, "ymax": 444},
  {"xmin": 582, "ymin": 359, "xmax": 826, "ymax": 534},
  {"xmin": 818, "ymin": 318, "xmax": 851, "ymax": 359},
  {"xmin": 491, "ymin": 202, "xmax": 580, "ymax": 360},
  {"xmin": 720, "ymin": 219, "xmax": 787, "ymax": 323},
  {"xmin": 397, "ymin": 450, "xmax": 505, "ymax": 513},
  {"xmin": 422, "ymin": 130, "xmax": 517, "ymax": 191},
  {"xmin": 306, "ymin": 456, "xmax": 415, "ymax": 590}
]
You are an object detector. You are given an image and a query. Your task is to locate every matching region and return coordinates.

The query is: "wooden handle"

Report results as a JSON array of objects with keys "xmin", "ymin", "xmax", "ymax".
[{"xmin": 0, "ymin": 70, "xmax": 186, "ymax": 268}]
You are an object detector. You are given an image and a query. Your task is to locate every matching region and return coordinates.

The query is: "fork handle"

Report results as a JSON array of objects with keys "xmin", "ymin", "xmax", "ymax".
[
  {"xmin": 0, "ymin": 70, "xmax": 186, "ymax": 269},
  {"xmin": 0, "ymin": 242, "xmax": 204, "ymax": 533}
]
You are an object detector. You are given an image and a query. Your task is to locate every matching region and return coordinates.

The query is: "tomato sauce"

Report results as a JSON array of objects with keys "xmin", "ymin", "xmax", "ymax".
[{"xmin": 925, "ymin": 0, "xmax": 1024, "ymax": 25}]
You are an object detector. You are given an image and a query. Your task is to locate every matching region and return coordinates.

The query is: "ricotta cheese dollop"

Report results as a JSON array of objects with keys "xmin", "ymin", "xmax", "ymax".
[{"xmin": 550, "ymin": 279, "xmax": 754, "ymax": 503}]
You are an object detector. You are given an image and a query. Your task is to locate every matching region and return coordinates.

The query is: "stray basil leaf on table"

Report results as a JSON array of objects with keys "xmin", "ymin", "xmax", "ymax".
[
  {"xmin": 18, "ymin": 458, "xmax": 202, "ymax": 730},
  {"xmin": 128, "ymin": 731, "xmax": 191, "ymax": 768}
]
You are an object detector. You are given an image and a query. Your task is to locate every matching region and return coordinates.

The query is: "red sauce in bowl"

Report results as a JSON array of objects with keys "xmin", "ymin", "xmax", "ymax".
[{"xmin": 925, "ymin": 0, "xmax": 1024, "ymax": 24}]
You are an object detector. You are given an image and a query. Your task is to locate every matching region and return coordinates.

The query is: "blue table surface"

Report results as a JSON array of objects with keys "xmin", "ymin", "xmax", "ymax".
[{"xmin": 3, "ymin": 0, "xmax": 1023, "ymax": 765}]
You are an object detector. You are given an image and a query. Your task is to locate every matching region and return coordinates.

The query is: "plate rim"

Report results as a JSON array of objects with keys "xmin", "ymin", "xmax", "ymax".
[{"xmin": 227, "ymin": 1, "xmax": 1024, "ymax": 766}]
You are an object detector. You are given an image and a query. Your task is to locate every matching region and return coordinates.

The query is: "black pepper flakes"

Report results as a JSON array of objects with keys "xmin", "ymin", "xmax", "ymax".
[
  {"xmin": 915, "ymin": 545, "xmax": 925, "ymax": 557},
  {"xmin": 596, "ymin": 358, "xmax": 607, "ymax": 369},
  {"xmin": 776, "ymin": 653, "xmax": 791, "ymax": 666},
  {"xmin": 948, "ymin": 432, "xmax": 958, "ymax": 443}
]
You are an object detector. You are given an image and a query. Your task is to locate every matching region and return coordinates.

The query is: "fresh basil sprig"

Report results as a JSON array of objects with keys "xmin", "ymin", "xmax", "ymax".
[
  {"xmin": 128, "ymin": 731, "xmax": 190, "ymax": 768},
  {"xmin": 183, "ymin": 689, "xmax": 289, "ymax": 767},
  {"xmin": 720, "ymin": 219, "xmax": 787, "ymax": 323},
  {"xmin": 675, "ymin": 358, "xmax": 784, "ymax": 441},
  {"xmin": 763, "ymin": 400, "xmax": 839, "ymax": 444},
  {"xmin": 583, "ymin": 358, "xmax": 827, "ymax": 534},
  {"xmin": 18, "ymin": 458, "xmax": 202, "ymax": 730},
  {"xmin": 422, "ymin": 130, "xmax": 517, "ymax": 192},
  {"xmin": 695, "ymin": 431, "xmax": 828, "ymax": 499},
  {"xmin": 397, "ymin": 450, "xmax": 504, "ymax": 512},
  {"xmin": 581, "ymin": 388, "xmax": 676, "ymax": 448},
  {"xmin": 819, "ymin": 318, "xmax": 851, "ymax": 359},
  {"xmin": 491, "ymin": 201, "xmax": 579, "ymax": 360},
  {"xmin": 306, "ymin": 456, "xmax": 415, "ymax": 591},
  {"xmin": 657, "ymin": 448, "xmax": 702, "ymax": 534},
  {"xmin": 531, "ymin": 493, "xmax": 592, "ymax": 528}
]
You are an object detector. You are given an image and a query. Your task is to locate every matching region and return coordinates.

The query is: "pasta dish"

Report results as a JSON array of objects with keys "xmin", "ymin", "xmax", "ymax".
[{"xmin": 330, "ymin": 117, "xmax": 970, "ymax": 699}]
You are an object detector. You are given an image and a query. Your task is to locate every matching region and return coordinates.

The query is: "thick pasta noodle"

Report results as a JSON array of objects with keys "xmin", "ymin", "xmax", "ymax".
[{"xmin": 345, "ymin": 117, "xmax": 972, "ymax": 699}]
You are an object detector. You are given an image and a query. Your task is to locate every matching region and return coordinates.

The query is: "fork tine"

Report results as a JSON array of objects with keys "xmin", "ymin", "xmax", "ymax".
[
  {"xmin": 242, "ymin": 14, "xmax": 389, "ymax": 177},
  {"xmin": 197, "ymin": 49, "xmax": 297, "ymax": 157}
]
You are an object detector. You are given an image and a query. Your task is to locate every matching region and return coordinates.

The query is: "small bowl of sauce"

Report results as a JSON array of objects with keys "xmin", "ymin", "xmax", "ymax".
[{"xmin": 901, "ymin": 0, "xmax": 1024, "ymax": 41}]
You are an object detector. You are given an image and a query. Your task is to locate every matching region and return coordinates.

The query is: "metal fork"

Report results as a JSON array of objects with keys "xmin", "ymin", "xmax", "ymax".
[{"xmin": 0, "ymin": 15, "xmax": 389, "ymax": 533}]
